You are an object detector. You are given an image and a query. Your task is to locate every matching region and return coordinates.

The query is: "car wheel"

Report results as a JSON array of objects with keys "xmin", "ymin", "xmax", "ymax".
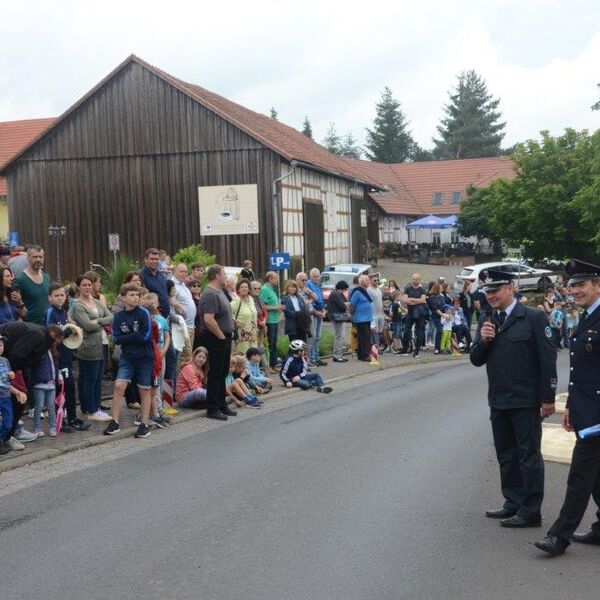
[{"xmin": 538, "ymin": 276, "xmax": 552, "ymax": 292}]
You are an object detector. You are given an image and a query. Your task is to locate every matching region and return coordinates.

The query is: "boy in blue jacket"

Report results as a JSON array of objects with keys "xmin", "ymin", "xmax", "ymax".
[
  {"xmin": 279, "ymin": 340, "xmax": 332, "ymax": 392},
  {"xmin": 104, "ymin": 284, "xmax": 154, "ymax": 438}
]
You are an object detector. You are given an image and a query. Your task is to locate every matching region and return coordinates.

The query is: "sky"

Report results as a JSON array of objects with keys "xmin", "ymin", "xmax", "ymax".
[{"xmin": 2, "ymin": 0, "xmax": 599, "ymax": 152}]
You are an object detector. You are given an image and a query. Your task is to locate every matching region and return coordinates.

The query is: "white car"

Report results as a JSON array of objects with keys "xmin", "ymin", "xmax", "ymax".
[
  {"xmin": 319, "ymin": 263, "xmax": 373, "ymax": 302},
  {"xmin": 453, "ymin": 261, "xmax": 559, "ymax": 293}
]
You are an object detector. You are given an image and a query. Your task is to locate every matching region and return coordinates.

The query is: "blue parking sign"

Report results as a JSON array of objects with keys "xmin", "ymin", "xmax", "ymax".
[
  {"xmin": 9, "ymin": 232, "xmax": 19, "ymax": 247},
  {"xmin": 269, "ymin": 252, "xmax": 290, "ymax": 271}
]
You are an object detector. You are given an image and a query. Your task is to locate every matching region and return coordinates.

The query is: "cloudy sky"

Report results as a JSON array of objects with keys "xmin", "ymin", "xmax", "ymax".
[{"xmin": 2, "ymin": 0, "xmax": 599, "ymax": 151}]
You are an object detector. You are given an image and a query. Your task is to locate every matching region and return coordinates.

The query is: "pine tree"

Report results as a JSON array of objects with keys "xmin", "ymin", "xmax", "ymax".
[
  {"xmin": 270, "ymin": 107, "xmax": 278, "ymax": 120},
  {"xmin": 433, "ymin": 70, "xmax": 506, "ymax": 159},
  {"xmin": 302, "ymin": 116, "xmax": 313, "ymax": 139},
  {"xmin": 322, "ymin": 122, "xmax": 342, "ymax": 155},
  {"xmin": 365, "ymin": 87, "xmax": 414, "ymax": 163},
  {"xmin": 339, "ymin": 132, "xmax": 362, "ymax": 159}
]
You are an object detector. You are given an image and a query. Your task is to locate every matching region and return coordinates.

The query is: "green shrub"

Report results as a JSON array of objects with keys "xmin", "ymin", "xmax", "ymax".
[
  {"xmin": 275, "ymin": 329, "xmax": 335, "ymax": 358},
  {"xmin": 103, "ymin": 255, "xmax": 141, "ymax": 297},
  {"xmin": 172, "ymin": 244, "xmax": 216, "ymax": 272}
]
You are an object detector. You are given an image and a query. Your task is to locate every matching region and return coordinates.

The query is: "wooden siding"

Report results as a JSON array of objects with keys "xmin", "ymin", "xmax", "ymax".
[{"xmin": 6, "ymin": 62, "xmax": 281, "ymax": 279}]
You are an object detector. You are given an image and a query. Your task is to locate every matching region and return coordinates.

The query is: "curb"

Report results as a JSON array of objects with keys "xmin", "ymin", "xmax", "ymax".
[{"xmin": 0, "ymin": 353, "xmax": 467, "ymax": 474}]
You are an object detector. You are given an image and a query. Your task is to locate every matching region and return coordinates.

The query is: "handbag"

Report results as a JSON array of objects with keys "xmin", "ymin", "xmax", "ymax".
[
  {"xmin": 232, "ymin": 300, "xmax": 242, "ymax": 341},
  {"xmin": 332, "ymin": 312, "xmax": 351, "ymax": 322}
]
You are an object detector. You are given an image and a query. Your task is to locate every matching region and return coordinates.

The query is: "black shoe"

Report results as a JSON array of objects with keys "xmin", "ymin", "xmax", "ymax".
[
  {"xmin": 412, "ymin": 352, "xmax": 420, "ymax": 358},
  {"xmin": 100, "ymin": 404, "xmax": 110, "ymax": 411},
  {"xmin": 485, "ymin": 507, "xmax": 517, "ymax": 519},
  {"xmin": 103, "ymin": 420, "xmax": 121, "ymax": 436},
  {"xmin": 316, "ymin": 359, "xmax": 328, "ymax": 366},
  {"xmin": 500, "ymin": 514, "xmax": 542, "ymax": 528},
  {"xmin": 316, "ymin": 386, "xmax": 333, "ymax": 394},
  {"xmin": 0, "ymin": 440, "xmax": 9, "ymax": 455},
  {"xmin": 69, "ymin": 419, "xmax": 92, "ymax": 431},
  {"xmin": 534, "ymin": 534, "xmax": 569, "ymax": 556},
  {"xmin": 206, "ymin": 412, "xmax": 227, "ymax": 421},
  {"xmin": 134, "ymin": 423, "xmax": 152, "ymax": 438},
  {"xmin": 221, "ymin": 407, "xmax": 237, "ymax": 417},
  {"xmin": 60, "ymin": 423, "xmax": 76, "ymax": 433},
  {"xmin": 150, "ymin": 415, "xmax": 169, "ymax": 429},
  {"xmin": 571, "ymin": 530, "xmax": 600, "ymax": 545}
]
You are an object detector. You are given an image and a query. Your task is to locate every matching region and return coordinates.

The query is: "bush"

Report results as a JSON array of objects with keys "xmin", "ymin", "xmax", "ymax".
[
  {"xmin": 275, "ymin": 329, "xmax": 335, "ymax": 358},
  {"xmin": 103, "ymin": 255, "xmax": 141, "ymax": 297},
  {"xmin": 172, "ymin": 244, "xmax": 216, "ymax": 272}
]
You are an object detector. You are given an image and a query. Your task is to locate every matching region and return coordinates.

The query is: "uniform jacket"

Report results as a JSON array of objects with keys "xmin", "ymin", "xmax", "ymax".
[
  {"xmin": 566, "ymin": 307, "xmax": 600, "ymax": 431},
  {"xmin": 470, "ymin": 302, "xmax": 557, "ymax": 409}
]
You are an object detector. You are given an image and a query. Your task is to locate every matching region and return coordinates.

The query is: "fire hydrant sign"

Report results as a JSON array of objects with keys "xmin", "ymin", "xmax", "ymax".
[{"xmin": 108, "ymin": 233, "xmax": 120, "ymax": 251}]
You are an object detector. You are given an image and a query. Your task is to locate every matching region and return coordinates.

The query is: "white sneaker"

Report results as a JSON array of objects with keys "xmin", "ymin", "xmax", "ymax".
[
  {"xmin": 8, "ymin": 437, "xmax": 25, "ymax": 451},
  {"xmin": 88, "ymin": 410, "xmax": 112, "ymax": 422},
  {"xmin": 33, "ymin": 429, "xmax": 45, "ymax": 437},
  {"xmin": 49, "ymin": 428, "xmax": 57, "ymax": 437},
  {"xmin": 15, "ymin": 428, "xmax": 38, "ymax": 442}
]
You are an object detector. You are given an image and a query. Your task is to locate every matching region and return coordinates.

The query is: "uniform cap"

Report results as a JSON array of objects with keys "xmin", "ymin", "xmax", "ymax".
[
  {"xmin": 564, "ymin": 259, "xmax": 600, "ymax": 286},
  {"xmin": 479, "ymin": 269, "xmax": 514, "ymax": 292}
]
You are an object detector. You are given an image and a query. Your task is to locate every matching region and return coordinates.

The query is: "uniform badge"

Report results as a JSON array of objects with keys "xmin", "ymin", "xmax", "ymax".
[
  {"xmin": 544, "ymin": 326, "xmax": 552, "ymax": 339},
  {"xmin": 586, "ymin": 342, "xmax": 593, "ymax": 352}
]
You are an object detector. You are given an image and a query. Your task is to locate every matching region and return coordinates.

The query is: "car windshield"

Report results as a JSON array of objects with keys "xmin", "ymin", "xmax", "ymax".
[
  {"xmin": 458, "ymin": 268, "xmax": 474, "ymax": 277},
  {"xmin": 319, "ymin": 272, "xmax": 356, "ymax": 287}
]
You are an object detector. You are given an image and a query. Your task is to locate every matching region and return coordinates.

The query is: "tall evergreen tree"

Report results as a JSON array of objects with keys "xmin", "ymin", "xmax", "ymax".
[
  {"xmin": 365, "ymin": 87, "xmax": 414, "ymax": 163},
  {"xmin": 322, "ymin": 122, "xmax": 342, "ymax": 155},
  {"xmin": 433, "ymin": 70, "xmax": 506, "ymax": 159},
  {"xmin": 270, "ymin": 106, "xmax": 279, "ymax": 120},
  {"xmin": 339, "ymin": 132, "xmax": 362, "ymax": 159},
  {"xmin": 302, "ymin": 116, "xmax": 313, "ymax": 139}
]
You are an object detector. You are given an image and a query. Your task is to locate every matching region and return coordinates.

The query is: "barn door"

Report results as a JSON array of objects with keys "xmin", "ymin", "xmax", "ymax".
[
  {"xmin": 351, "ymin": 197, "xmax": 368, "ymax": 263},
  {"xmin": 303, "ymin": 200, "xmax": 325, "ymax": 271}
]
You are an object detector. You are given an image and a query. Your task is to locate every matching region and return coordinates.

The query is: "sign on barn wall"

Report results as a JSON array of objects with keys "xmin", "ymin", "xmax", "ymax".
[{"xmin": 198, "ymin": 184, "xmax": 259, "ymax": 236}]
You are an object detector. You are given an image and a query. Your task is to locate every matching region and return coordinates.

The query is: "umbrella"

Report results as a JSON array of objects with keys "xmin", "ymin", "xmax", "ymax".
[{"xmin": 55, "ymin": 380, "xmax": 65, "ymax": 435}]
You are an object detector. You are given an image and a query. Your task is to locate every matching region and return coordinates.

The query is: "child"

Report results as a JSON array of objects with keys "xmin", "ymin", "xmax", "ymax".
[
  {"xmin": 567, "ymin": 309, "xmax": 579, "ymax": 337},
  {"xmin": 104, "ymin": 283, "xmax": 154, "ymax": 438},
  {"xmin": 439, "ymin": 305, "xmax": 454, "ymax": 354},
  {"xmin": 549, "ymin": 300, "xmax": 564, "ymax": 349},
  {"xmin": 31, "ymin": 346, "xmax": 61, "ymax": 437},
  {"xmin": 390, "ymin": 291, "xmax": 405, "ymax": 353},
  {"xmin": 280, "ymin": 340, "xmax": 332, "ymax": 392},
  {"xmin": 176, "ymin": 347, "xmax": 208, "ymax": 409},
  {"xmin": 246, "ymin": 347, "xmax": 273, "ymax": 393},
  {"xmin": 451, "ymin": 297, "xmax": 472, "ymax": 352},
  {"xmin": 44, "ymin": 282, "xmax": 91, "ymax": 432},
  {"xmin": 0, "ymin": 335, "xmax": 27, "ymax": 454},
  {"xmin": 141, "ymin": 293, "xmax": 171, "ymax": 414},
  {"xmin": 226, "ymin": 355, "xmax": 261, "ymax": 408}
]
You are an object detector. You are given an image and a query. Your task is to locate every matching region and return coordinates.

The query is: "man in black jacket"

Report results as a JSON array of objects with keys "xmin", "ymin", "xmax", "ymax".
[
  {"xmin": 536, "ymin": 259, "xmax": 600, "ymax": 556},
  {"xmin": 471, "ymin": 269, "xmax": 557, "ymax": 528}
]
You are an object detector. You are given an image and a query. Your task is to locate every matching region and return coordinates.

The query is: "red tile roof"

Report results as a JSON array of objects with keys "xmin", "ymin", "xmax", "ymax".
[
  {"xmin": 345, "ymin": 156, "xmax": 515, "ymax": 216},
  {"xmin": 0, "ymin": 118, "xmax": 55, "ymax": 195}
]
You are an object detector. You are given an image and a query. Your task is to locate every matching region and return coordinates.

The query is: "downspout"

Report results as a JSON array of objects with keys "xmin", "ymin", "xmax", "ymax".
[
  {"xmin": 272, "ymin": 160, "xmax": 297, "ymax": 253},
  {"xmin": 346, "ymin": 181, "xmax": 359, "ymax": 262}
]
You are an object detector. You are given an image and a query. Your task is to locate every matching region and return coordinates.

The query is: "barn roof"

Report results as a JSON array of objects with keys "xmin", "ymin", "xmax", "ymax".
[
  {"xmin": 0, "ymin": 118, "xmax": 55, "ymax": 195},
  {"xmin": 0, "ymin": 55, "xmax": 379, "ymax": 188}
]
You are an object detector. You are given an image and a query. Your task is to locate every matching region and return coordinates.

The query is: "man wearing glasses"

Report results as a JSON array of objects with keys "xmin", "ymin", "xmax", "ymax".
[{"xmin": 471, "ymin": 269, "xmax": 557, "ymax": 529}]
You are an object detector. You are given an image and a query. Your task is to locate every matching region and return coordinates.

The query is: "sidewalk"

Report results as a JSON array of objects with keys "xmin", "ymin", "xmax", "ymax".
[{"xmin": 0, "ymin": 350, "xmax": 468, "ymax": 474}]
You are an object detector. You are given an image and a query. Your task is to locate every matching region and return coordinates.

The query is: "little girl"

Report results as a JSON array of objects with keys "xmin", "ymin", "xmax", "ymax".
[
  {"xmin": 225, "ymin": 355, "xmax": 261, "ymax": 408},
  {"xmin": 32, "ymin": 348, "xmax": 61, "ymax": 437},
  {"xmin": 440, "ymin": 305, "xmax": 454, "ymax": 354},
  {"xmin": 176, "ymin": 347, "xmax": 209, "ymax": 409}
]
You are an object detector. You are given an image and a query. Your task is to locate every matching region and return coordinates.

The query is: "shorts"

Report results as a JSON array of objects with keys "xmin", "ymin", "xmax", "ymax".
[
  {"xmin": 116, "ymin": 355, "xmax": 153, "ymax": 389},
  {"xmin": 372, "ymin": 315, "xmax": 385, "ymax": 334},
  {"xmin": 392, "ymin": 321, "xmax": 403, "ymax": 339}
]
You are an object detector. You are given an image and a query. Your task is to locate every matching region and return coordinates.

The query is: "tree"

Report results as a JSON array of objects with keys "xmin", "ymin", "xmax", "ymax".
[
  {"xmin": 339, "ymin": 132, "xmax": 362, "ymax": 159},
  {"xmin": 433, "ymin": 70, "xmax": 506, "ymax": 159},
  {"xmin": 365, "ymin": 87, "xmax": 414, "ymax": 162},
  {"xmin": 270, "ymin": 107, "xmax": 278, "ymax": 120},
  {"xmin": 322, "ymin": 122, "xmax": 342, "ymax": 155},
  {"xmin": 412, "ymin": 144, "xmax": 435, "ymax": 162},
  {"xmin": 302, "ymin": 116, "xmax": 313, "ymax": 139},
  {"xmin": 458, "ymin": 128, "xmax": 600, "ymax": 262}
]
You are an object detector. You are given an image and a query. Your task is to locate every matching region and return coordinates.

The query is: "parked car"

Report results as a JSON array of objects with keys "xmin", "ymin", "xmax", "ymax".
[
  {"xmin": 319, "ymin": 263, "xmax": 373, "ymax": 303},
  {"xmin": 453, "ymin": 261, "xmax": 559, "ymax": 293}
]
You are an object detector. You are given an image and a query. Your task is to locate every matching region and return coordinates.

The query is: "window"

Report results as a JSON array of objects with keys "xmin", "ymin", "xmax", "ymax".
[
  {"xmin": 450, "ymin": 191, "xmax": 462, "ymax": 204},
  {"xmin": 432, "ymin": 232, "xmax": 441, "ymax": 245},
  {"xmin": 451, "ymin": 230, "xmax": 459, "ymax": 244},
  {"xmin": 432, "ymin": 192, "xmax": 444, "ymax": 205}
]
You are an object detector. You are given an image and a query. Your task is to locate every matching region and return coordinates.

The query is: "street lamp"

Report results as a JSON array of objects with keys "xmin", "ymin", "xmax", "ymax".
[{"xmin": 48, "ymin": 225, "xmax": 67, "ymax": 281}]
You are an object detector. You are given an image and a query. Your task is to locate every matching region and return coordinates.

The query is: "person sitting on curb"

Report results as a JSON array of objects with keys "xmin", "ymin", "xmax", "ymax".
[
  {"xmin": 279, "ymin": 340, "xmax": 332, "ymax": 393},
  {"xmin": 245, "ymin": 347, "xmax": 273, "ymax": 393},
  {"xmin": 225, "ymin": 355, "xmax": 262, "ymax": 408}
]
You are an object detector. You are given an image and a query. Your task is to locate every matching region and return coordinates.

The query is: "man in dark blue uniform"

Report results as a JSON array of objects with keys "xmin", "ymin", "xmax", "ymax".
[
  {"xmin": 471, "ymin": 269, "xmax": 557, "ymax": 528},
  {"xmin": 536, "ymin": 259, "xmax": 600, "ymax": 556}
]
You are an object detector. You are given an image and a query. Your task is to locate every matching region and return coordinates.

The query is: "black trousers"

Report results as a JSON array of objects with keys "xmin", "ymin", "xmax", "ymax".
[
  {"xmin": 402, "ymin": 314, "xmax": 425, "ymax": 353},
  {"xmin": 549, "ymin": 435, "xmax": 600, "ymax": 540},
  {"xmin": 355, "ymin": 322, "xmax": 371, "ymax": 360},
  {"xmin": 490, "ymin": 407, "xmax": 544, "ymax": 519},
  {"xmin": 201, "ymin": 331, "xmax": 232, "ymax": 415},
  {"xmin": 61, "ymin": 366, "xmax": 77, "ymax": 423}
]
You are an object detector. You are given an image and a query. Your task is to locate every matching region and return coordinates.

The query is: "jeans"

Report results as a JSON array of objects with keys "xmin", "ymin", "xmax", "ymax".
[
  {"xmin": 0, "ymin": 394, "xmax": 12, "ymax": 441},
  {"xmin": 33, "ymin": 386, "xmax": 57, "ymax": 431},
  {"xmin": 178, "ymin": 387, "xmax": 207, "ymax": 409},
  {"xmin": 293, "ymin": 372, "xmax": 325, "ymax": 390},
  {"xmin": 402, "ymin": 314, "xmax": 425, "ymax": 354},
  {"xmin": 332, "ymin": 321, "xmax": 346, "ymax": 359},
  {"xmin": 310, "ymin": 316, "xmax": 323, "ymax": 363},
  {"xmin": 452, "ymin": 324, "xmax": 472, "ymax": 349},
  {"xmin": 431, "ymin": 315, "xmax": 443, "ymax": 351},
  {"xmin": 267, "ymin": 323, "xmax": 279, "ymax": 368},
  {"xmin": 78, "ymin": 358, "xmax": 105, "ymax": 414}
]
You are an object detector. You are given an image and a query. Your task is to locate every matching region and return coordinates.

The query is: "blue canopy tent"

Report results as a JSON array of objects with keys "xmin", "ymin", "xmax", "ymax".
[{"xmin": 406, "ymin": 214, "xmax": 457, "ymax": 243}]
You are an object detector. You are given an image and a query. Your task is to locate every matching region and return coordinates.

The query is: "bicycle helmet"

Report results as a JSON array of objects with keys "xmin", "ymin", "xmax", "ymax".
[{"xmin": 289, "ymin": 339, "xmax": 306, "ymax": 352}]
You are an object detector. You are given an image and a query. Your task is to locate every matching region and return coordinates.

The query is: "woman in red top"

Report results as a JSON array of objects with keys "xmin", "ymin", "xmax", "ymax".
[{"xmin": 176, "ymin": 347, "xmax": 209, "ymax": 409}]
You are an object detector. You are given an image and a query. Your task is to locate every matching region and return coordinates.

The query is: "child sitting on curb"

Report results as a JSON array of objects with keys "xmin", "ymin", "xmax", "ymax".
[
  {"xmin": 226, "ymin": 355, "xmax": 262, "ymax": 408},
  {"xmin": 280, "ymin": 340, "xmax": 332, "ymax": 393},
  {"xmin": 245, "ymin": 347, "xmax": 273, "ymax": 394}
]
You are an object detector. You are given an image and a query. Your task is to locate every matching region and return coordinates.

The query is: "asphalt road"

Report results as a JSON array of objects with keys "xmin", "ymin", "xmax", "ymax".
[{"xmin": 2, "ymin": 352, "xmax": 599, "ymax": 600}]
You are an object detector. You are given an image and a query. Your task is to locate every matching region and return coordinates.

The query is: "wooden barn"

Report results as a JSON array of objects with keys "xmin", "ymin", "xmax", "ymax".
[{"xmin": 0, "ymin": 55, "xmax": 380, "ymax": 280}]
